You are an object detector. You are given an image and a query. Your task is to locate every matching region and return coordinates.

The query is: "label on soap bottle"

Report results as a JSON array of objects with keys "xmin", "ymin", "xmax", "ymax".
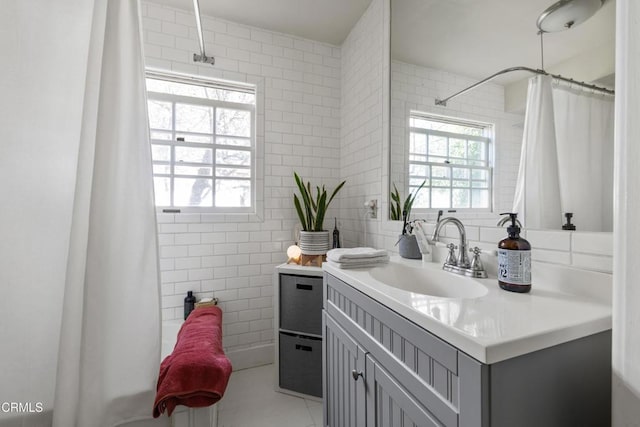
[{"xmin": 498, "ymin": 249, "xmax": 531, "ymax": 285}]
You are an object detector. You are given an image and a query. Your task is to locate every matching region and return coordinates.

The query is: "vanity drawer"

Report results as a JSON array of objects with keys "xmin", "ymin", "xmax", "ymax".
[{"xmin": 280, "ymin": 274, "xmax": 323, "ymax": 335}]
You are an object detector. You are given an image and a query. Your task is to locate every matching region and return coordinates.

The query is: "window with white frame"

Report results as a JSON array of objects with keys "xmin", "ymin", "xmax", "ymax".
[
  {"xmin": 145, "ymin": 72, "xmax": 256, "ymax": 212},
  {"xmin": 409, "ymin": 113, "xmax": 493, "ymax": 210}
]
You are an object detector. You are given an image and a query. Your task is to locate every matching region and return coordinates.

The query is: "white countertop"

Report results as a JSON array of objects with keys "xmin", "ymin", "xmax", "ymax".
[
  {"xmin": 276, "ymin": 263, "xmax": 324, "ymax": 277},
  {"xmin": 323, "ymin": 256, "xmax": 612, "ymax": 364}
]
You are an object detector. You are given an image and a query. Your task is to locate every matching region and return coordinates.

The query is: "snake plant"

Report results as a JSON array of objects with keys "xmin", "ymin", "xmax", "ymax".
[
  {"xmin": 390, "ymin": 180, "xmax": 426, "ymax": 221},
  {"xmin": 294, "ymin": 172, "xmax": 346, "ymax": 231}
]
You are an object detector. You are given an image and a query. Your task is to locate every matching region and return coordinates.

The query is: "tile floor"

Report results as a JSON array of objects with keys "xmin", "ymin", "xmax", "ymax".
[{"xmin": 218, "ymin": 364, "xmax": 323, "ymax": 427}]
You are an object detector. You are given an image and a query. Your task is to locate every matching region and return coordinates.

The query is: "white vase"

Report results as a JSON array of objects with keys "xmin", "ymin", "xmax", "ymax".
[{"xmin": 299, "ymin": 230, "xmax": 330, "ymax": 255}]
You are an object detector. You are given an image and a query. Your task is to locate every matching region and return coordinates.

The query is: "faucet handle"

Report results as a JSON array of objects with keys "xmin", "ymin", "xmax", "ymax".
[
  {"xmin": 468, "ymin": 246, "xmax": 488, "ymax": 278},
  {"xmin": 445, "ymin": 243, "xmax": 457, "ymax": 266}
]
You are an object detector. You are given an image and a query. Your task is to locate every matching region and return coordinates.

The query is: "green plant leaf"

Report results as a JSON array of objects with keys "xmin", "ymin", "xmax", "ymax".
[
  {"xmin": 327, "ymin": 180, "xmax": 346, "ymax": 206},
  {"xmin": 390, "ymin": 184, "xmax": 401, "ymax": 220},
  {"xmin": 293, "ymin": 195, "xmax": 308, "ymax": 231},
  {"xmin": 314, "ymin": 191, "xmax": 328, "ymax": 231},
  {"xmin": 294, "ymin": 172, "xmax": 314, "ymax": 230}
]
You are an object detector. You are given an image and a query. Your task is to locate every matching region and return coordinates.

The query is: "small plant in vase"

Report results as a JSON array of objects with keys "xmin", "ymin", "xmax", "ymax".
[
  {"xmin": 390, "ymin": 180, "xmax": 426, "ymax": 259},
  {"xmin": 293, "ymin": 172, "xmax": 346, "ymax": 256}
]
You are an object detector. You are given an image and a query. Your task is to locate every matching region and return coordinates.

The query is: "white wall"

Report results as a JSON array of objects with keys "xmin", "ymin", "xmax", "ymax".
[
  {"xmin": 141, "ymin": 2, "xmax": 342, "ymax": 366},
  {"xmin": 339, "ymin": 0, "xmax": 387, "ymax": 249},
  {"xmin": 612, "ymin": 0, "xmax": 640, "ymax": 423},
  {"xmin": 0, "ymin": 1, "xmax": 93, "ymax": 423}
]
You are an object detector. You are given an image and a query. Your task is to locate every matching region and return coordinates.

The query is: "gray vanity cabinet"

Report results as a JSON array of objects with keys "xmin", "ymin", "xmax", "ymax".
[{"xmin": 323, "ymin": 272, "xmax": 611, "ymax": 427}]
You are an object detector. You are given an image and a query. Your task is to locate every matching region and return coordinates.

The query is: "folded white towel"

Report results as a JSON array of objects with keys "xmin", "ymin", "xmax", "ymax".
[
  {"xmin": 326, "ymin": 247, "xmax": 389, "ymax": 263},
  {"xmin": 328, "ymin": 256, "xmax": 390, "ymax": 269}
]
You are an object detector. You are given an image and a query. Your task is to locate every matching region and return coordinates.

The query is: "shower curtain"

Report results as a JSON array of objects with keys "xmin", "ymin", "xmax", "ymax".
[
  {"xmin": 53, "ymin": 1, "xmax": 161, "ymax": 426},
  {"xmin": 513, "ymin": 75, "xmax": 615, "ymax": 231}
]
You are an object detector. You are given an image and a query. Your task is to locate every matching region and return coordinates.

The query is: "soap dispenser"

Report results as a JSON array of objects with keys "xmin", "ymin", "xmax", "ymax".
[{"xmin": 497, "ymin": 213, "xmax": 531, "ymax": 293}]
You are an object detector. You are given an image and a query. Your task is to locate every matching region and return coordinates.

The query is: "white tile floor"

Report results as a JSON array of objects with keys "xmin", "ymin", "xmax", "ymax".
[{"xmin": 218, "ymin": 364, "xmax": 323, "ymax": 427}]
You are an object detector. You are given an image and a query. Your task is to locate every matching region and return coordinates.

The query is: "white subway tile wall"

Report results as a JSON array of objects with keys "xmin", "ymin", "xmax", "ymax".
[
  {"xmin": 339, "ymin": 0, "xmax": 386, "ymax": 249},
  {"xmin": 142, "ymin": 2, "xmax": 343, "ymax": 354}
]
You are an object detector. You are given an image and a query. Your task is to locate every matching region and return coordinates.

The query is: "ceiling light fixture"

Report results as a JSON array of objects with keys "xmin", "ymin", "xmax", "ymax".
[{"xmin": 536, "ymin": 0, "xmax": 605, "ymax": 33}]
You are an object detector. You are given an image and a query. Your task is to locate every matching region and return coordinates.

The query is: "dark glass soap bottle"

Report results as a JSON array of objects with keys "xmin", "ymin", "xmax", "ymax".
[
  {"xmin": 497, "ymin": 213, "xmax": 532, "ymax": 293},
  {"xmin": 184, "ymin": 291, "xmax": 196, "ymax": 320}
]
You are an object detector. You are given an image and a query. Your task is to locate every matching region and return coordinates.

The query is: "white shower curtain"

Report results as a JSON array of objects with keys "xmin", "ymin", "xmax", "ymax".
[
  {"xmin": 514, "ymin": 75, "xmax": 615, "ymax": 231},
  {"xmin": 54, "ymin": 1, "xmax": 161, "ymax": 426},
  {"xmin": 513, "ymin": 75, "xmax": 563, "ymax": 230},
  {"xmin": 553, "ymin": 85, "xmax": 615, "ymax": 232}
]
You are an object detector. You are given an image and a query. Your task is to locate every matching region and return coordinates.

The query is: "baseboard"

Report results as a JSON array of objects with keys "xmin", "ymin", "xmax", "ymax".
[{"xmin": 225, "ymin": 343, "xmax": 274, "ymax": 371}]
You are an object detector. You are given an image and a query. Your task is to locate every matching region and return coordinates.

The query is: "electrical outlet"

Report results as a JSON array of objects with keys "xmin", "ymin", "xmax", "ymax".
[{"xmin": 364, "ymin": 199, "xmax": 378, "ymax": 219}]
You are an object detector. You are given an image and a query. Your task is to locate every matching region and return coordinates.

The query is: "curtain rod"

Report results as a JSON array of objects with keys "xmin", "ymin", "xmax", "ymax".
[
  {"xmin": 192, "ymin": 0, "xmax": 215, "ymax": 65},
  {"xmin": 435, "ymin": 66, "xmax": 614, "ymax": 107}
]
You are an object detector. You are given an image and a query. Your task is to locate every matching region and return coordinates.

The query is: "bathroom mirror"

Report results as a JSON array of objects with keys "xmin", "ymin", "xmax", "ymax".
[{"xmin": 389, "ymin": 0, "xmax": 616, "ymax": 231}]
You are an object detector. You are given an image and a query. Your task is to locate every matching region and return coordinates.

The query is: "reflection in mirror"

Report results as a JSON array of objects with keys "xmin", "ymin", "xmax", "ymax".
[{"xmin": 389, "ymin": 0, "xmax": 615, "ymax": 232}]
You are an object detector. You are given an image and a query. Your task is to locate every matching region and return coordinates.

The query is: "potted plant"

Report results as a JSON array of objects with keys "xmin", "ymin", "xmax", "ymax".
[
  {"xmin": 294, "ymin": 172, "xmax": 346, "ymax": 255},
  {"xmin": 390, "ymin": 180, "xmax": 426, "ymax": 259}
]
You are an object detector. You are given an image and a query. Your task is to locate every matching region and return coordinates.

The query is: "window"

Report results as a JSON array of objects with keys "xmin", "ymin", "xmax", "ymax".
[
  {"xmin": 409, "ymin": 113, "xmax": 493, "ymax": 210},
  {"xmin": 146, "ymin": 71, "xmax": 256, "ymax": 212}
]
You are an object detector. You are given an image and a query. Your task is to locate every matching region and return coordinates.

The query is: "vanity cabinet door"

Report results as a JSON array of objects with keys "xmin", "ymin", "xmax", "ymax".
[
  {"xmin": 324, "ymin": 312, "xmax": 366, "ymax": 427},
  {"xmin": 366, "ymin": 354, "xmax": 443, "ymax": 427}
]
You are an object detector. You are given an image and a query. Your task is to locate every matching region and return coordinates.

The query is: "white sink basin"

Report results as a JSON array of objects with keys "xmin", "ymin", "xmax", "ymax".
[{"xmin": 369, "ymin": 262, "xmax": 489, "ymax": 299}]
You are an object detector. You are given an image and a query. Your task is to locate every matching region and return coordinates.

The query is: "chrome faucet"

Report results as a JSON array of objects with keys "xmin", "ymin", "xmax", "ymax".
[
  {"xmin": 431, "ymin": 217, "xmax": 488, "ymax": 278},
  {"xmin": 432, "ymin": 217, "xmax": 471, "ymax": 268}
]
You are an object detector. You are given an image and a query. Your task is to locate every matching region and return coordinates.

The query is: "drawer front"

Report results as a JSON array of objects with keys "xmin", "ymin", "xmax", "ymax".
[
  {"xmin": 280, "ymin": 274, "xmax": 323, "ymax": 335},
  {"xmin": 279, "ymin": 332, "xmax": 323, "ymax": 397},
  {"xmin": 325, "ymin": 273, "xmax": 459, "ymax": 426}
]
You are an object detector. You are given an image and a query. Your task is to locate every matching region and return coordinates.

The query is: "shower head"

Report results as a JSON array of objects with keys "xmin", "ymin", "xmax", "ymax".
[{"xmin": 536, "ymin": 0, "xmax": 605, "ymax": 33}]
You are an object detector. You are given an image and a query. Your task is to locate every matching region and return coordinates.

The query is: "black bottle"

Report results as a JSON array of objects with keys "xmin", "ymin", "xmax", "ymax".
[
  {"xmin": 332, "ymin": 218, "xmax": 341, "ymax": 249},
  {"xmin": 184, "ymin": 291, "xmax": 196, "ymax": 320},
  {"xmin": 497, "ymin": 213, "xmax": 532, "ymax": 293}
]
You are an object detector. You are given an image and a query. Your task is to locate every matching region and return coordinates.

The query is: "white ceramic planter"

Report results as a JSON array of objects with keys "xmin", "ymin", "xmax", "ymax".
[{"xmin": 299, "ymin": 230, "xmax": 330, "ymax": 255}]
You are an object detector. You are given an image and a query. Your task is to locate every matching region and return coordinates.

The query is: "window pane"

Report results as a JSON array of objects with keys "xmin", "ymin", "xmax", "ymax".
[
  {"xmin": 452, "ymin": 189, "xmax": 470, "ymax": 208},
  {"xmin": 217, "ymin": 137, "xmax": 251, "ymax": 147},
  {"xmin": 153, "ymin": 164, "xmax": 171, "ymax": 175},
  {"xmin": 216, "ymin": 149, "xmax": 250, "ymax": 166},
  {"xmin": 428, "ymin": 135, "xmax": 447, "ymax": 156},
  {"xmin": 413, "ymin": 189, "xmax": 429, "ymax": 208},
  {"xmin": 410, "ymin": 177, "xmax": 429, "ymax": 187},
  {"xmin": 468, "ymin": 141, "xmax": 486, "ymax": 160},
  {"xmin": 175, "ymin": 165, "xmax": 213, "ymax": 176},
  {"xmin": 471, "ymin": 169, "xmax": 488, "ymax": 180},
  {"xmin": 472, "ymin": 180, "xmax": 489, "ymax": 188},
  {"xmin": 431, "ymin": 166, "xmax": 450, "ymax": 186},
  {"xmin": 174, "ymin": 178, "xmax": 213, "ymax": 207},
  {"xmin": 409, "ymin": 154, "xmax": 427, "ymax": 163},
  {"xmin": 216, "ymin": 167, "xmax": 251, "ymax": 178},
  {"xmin": 152, "ymin": 145, "xmax": 171, "ymax": 161},
  {"xmin": 176, "ymin": 103, "xmax": 213, "ymax": 133},
  {"xmin": 449, "ymin": 138, "xmax": 466, "ymax": 158},
  {"xmin": 148, "ymin": 101, "xmax": 172, "ymax": 130},
  {"xmin": 432, "ymin": 188, "xmax": 450, "ymax": 208},
  {"xmin": 216, "ymin": 108, "xmax": 251, "ymax": 137},
  {"xmin": 453, "ymin": 180, "xmax": 468, "ymax": 188},
  {"xmin": 153, "ymin": 177, "xmax": 171, "ymax": 206},
  {"xmin": 452, "ymin": 168, "xmax": 469, "ymax": 179},
  {"xmin": 410, "ymin": 133, "xmax": 427, "ymax": 155},
  {"xmin": 175, "ymin": 146, "xmax": 212, "ymax": 164},
  {"xmin": 472, "ymin": 189, "xmax": 489, "ymax": 208},
  {"xmin": 216, "ymin": 180, "xmax": 251, "ymax": 207},
  {"xmin": 409, "ymin": 164, "xmax": 427, "ymax": 177},
  {"xmin": 151, "ymin": 131, "xmax": 172, "ymax": 140}
]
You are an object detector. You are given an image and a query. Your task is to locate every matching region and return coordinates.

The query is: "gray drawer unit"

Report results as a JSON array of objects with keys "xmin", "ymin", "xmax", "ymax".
[
  {"xmin": 279, "ymin": 332, "xmax": 322, "ymax": 397},
  {"xmin": 280, "ymin": 274, "xmax": 323, "ymax": 336}
]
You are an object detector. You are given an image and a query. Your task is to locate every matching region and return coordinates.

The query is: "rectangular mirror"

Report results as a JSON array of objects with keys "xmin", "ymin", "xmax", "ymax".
[{"xmin": 389, "ymin": 0, "xmax": 615, "ymax": 232}]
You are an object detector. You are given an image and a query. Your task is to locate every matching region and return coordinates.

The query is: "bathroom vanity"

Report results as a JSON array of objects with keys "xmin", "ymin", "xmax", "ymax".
[{"xmin": 322, "ymin": 258, "xmax": 612, "ymax": 427}]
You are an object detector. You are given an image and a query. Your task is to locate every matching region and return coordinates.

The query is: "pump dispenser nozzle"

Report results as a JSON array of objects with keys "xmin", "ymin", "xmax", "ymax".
[{"xmin": 500, "ymin": 212, "xmax": 521, "ymax": 237}]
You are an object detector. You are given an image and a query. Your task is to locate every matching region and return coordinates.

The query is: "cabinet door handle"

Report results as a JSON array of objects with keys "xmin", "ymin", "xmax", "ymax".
[
  {"xmin": 351, "ymin": 370, "xmax": 363, "ymax": 381},
  {"xmin": 296, "ymin": 283, "xmax": 313, "ymax": 291},
  {"xmin": 295, "ymin": 344, "xmax": 313, "ymax": 352}
]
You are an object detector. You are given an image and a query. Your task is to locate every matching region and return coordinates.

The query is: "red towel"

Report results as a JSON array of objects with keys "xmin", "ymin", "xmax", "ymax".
[{"xmin": 153, "ymin": 306, "xmax": 232, "ymax": 417}]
